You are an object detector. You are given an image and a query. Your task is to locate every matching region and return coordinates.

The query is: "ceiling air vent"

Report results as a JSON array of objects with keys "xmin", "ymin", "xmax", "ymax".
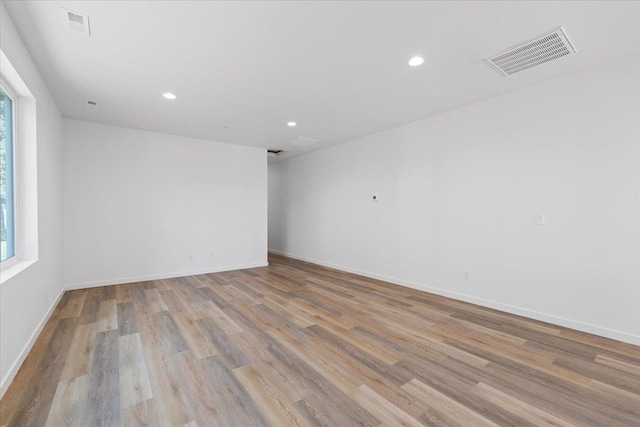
[
  {"xmin": 61, "ymin": 8, "xmax": 91, "ymax": 35},
  {"xmin": 483, "ymin": 27, "xmax": 576, "ymax": 76},
  {"xmin": 86, "ymin": 100, "xmax": 99, "ymax": 109},
  {"xmin": 286, "ymin": 136, "xmax": 321, "ymax": 148},
  {"xmin": 268, "ymin": 149, "xmax": 284, "ymax": 157}
]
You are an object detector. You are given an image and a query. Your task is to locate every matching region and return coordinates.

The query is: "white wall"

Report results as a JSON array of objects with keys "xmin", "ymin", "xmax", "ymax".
[
  {"xmin": 0, "ymin": 2, "xmax": 65, "ymax": 395},
  {"xmin": 63, "ymin": 119, "xmax": 267, "ymax": 288},
  {"xmin": 269, "ymin": 54, "xmax": 640, "ymax": 345}
]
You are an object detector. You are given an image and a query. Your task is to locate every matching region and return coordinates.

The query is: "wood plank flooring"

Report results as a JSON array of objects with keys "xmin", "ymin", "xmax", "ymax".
[{"xmin": 2, "ymin": 253, "xmax": 640, "ymax": 426}]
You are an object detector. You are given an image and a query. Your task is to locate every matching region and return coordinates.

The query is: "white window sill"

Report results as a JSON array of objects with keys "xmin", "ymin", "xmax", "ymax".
[{"xmin": 0, "ymin": 259, "xmax": 37, "ymax": 284}]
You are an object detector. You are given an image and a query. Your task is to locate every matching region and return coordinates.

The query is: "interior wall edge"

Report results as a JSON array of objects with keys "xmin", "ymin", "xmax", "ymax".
[
  {"xmin": 268, "ymin": 249, "xmax": 640, "ymax": 346},
  {"xmin": 63, "ymin": 261, "xmax": 269, "ymax": 291},
  {"xmin": 0, "ymin": 0, "xmax": 66, "ymax": 400},
  {"xmin": 0, "ymin": 288, "xmax": 65, "ymax": 400}
]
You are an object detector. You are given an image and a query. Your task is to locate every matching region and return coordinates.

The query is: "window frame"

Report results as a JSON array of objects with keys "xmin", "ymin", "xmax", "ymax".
[{"xmin": 0, "ymin": 77, "xmax": 18, "ymax": 269}]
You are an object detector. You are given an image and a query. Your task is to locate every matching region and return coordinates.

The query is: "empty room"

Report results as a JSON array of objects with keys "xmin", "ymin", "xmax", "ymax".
[{"xmin": 1, "ymin": 0, "xmax": 639, "ymax": 426}]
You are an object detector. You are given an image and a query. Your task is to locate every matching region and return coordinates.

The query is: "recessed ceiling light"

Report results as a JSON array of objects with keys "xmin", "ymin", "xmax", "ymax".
[
  {"xmin": 163, "ymin": 92, "xmax": 177, "ymax": 100},
  {"xmin": 287, "ymin": 121, "xmax": 297, "ymax": 127},
  {"xmin": 408, "ymin": 56, "xmax": 424, "ymax": 67}
]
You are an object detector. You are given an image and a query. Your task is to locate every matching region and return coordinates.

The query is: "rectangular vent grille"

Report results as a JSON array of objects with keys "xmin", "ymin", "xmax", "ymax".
[
  {"xmin": 60, "ymin": 8, "xmax": 91, "ymax": 35},
  {"xmin": 484, "ymin": 27, "xmax": 576, "ymax": 76}
]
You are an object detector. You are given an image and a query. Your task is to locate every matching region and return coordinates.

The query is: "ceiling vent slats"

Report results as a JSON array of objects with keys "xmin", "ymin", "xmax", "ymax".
[
  {"xmin": 60, "ymin": 8, "xmax": 91, "ymax": 36},
  {"xmin": 484, "ymin": 27, "xmax": 576, "ymax": 76}
]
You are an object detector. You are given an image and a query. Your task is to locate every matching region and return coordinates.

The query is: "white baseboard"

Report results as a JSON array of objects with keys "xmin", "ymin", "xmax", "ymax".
[
  {"xmin": 0, "ymin": 289, "xmax": 65, "ymax": 399},
  {"xmin": 269, "ymin": 249, "xmax": 640, "ymax": 346},
  {"xmin": 64, "ymin": 262, "xmax": 269, "ymax": 290}
]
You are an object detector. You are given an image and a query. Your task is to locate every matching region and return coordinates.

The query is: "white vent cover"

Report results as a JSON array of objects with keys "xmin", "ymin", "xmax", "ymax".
[
  {"xmin": 61, "ymin": 8, "xmax": 91, "ymax": 35},
  {"xmin": 86, "ymin": 100, "xmax": 99, "ymax": 109},
  {"xmin": 484, "ymin": 27, "xmax": 576, "ymax": 76},
  {"xmin": 287, "ymin": 136, "xmax": 321, "ymax": 147}
]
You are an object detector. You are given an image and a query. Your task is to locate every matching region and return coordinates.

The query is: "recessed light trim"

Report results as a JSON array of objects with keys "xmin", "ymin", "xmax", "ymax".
[
  {"xmin": 287, "ymin": 121, "xmax": 297, "ymax": 127},
  {"xmin": 408, "ymin": 56, "xmax": 424, "ymax": 67},
  {"xmin": 163, "ymin": 92, "xmax": 177, "ymax": 100}
]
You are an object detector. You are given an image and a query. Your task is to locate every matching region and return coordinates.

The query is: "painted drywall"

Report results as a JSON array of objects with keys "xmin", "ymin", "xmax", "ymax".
[
  {"xmin": 0, "ymin": 2, "xmax": 65, "ymax": 396},
  {"xmin": 63, "ymin": 119, "xmax": 267, "ymax": 288},
  {"xmin": 269, "ymin": 54, "xmax": 640, "ymax": 344}
]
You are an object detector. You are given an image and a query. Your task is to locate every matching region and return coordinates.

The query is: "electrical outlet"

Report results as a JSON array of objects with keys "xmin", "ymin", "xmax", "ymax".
[{"xmin": 464, "ymin": 271, "xmax": 471, "ymax": 280}]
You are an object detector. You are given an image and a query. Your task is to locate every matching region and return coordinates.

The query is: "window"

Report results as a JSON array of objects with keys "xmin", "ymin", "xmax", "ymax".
[
  {"xmin": 1, "ymin": 82, "xmax": 15, "ymax": 264},
  {"xmin": 0, "ymin": 51, "xmax": 38, "ymax": 282}
]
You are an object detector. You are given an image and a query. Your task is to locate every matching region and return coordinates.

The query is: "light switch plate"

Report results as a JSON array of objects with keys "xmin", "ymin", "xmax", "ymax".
[{"xmin": 536, "ymin": 213, "xmax": 546, "ymax": 225}]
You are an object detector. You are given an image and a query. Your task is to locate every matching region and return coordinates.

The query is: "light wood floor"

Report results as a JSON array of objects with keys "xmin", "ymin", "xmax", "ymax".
[{"xmin": 2, "ymin": 254, "xmax": 639, "ymax": 426}]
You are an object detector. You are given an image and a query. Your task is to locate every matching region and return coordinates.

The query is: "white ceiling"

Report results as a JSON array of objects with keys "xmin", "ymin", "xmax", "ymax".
[{"xmin": 5, "ymin": 1, "xmax": 640, "ymax": 163}]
